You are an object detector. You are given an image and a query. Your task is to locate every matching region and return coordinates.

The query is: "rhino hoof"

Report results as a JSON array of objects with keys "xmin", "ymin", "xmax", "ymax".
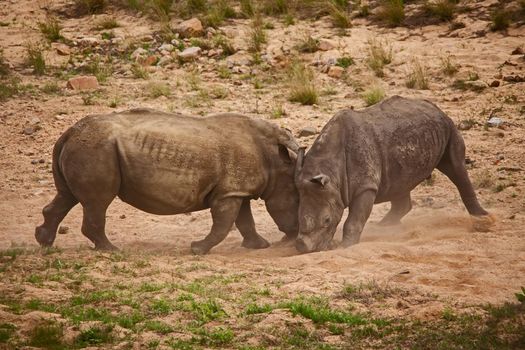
[
  {"xmin": 470, "ymin": 214, "xmax": 495, "ymax": 232},
  {"xmin": 242, "ymin": 236, "xmax": 270, "ymax": 249},
  {"xmin": 35, "ymin": 226, "xmax": 54, "ymax": 247},
  {"xmin": 339, "ymin": 238, "xmax": 358, "ymax": 249},
  {"xmin": 94, "ymin": 242, "xmax": 119, "ymax": 251},
  {"xmin": 190, "ymin": 240, "xmax": 210, "ymax": 255}
]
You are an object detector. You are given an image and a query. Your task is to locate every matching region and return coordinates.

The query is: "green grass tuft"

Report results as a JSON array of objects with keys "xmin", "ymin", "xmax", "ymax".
[
  {"xmin": 362, "ymin": 86, "xmax": 385, "ymax": 106},
  {"xmin": 378, "ymin": 0, "xmax": 405, "ymax": 26},
  {"xmin": 38, "ymin": 17, "xmax": 63, "ymax": 42},
  {"xmin": 288, "ymin": 62, "xmax": 319, "ymax": 105}
]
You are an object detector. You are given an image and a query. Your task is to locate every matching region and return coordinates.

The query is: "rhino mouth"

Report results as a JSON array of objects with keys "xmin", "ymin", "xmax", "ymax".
[{"xmin": 295, "ymin": 231, "xmax": 335, "ymax": 254}]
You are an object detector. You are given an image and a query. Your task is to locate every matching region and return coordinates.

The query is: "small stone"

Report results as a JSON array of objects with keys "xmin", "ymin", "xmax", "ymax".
[
  {"xmin": 464, "ymin": 80, "xmax": 488, "ymax": 91},
  {"xmin": 494, "ymin": 73, "xmax": 503, "ymax": 79},
  {"xmin": 23, "ymin": 126, "xmax": 40, "ymax": 135},
  {"xmin": 298, "ymin": 127, "xmax": 317, "ymax": 137},
  {"xmin": 327, "ymin": 65, "xmax": 344, "ymax": 78},
  {"xmin": 119, "ymin": 214, "xmax": 126, "ymax": 219},
  {"xmin": 141, "ymin": 55, "xmax": 158, "ymax": 66},
  {"xmin": 178, "ymin": 46, "xmax": 201, "ymax": 60},
  {"xmin": 131, "ymin": 47, "xmax": 148, "ymax": 60},
  {"xmin": 58, "ymin": 225, "xmax": 69, "ymax": 235},
  {"xmin": 66, "ymin": 76, "xmax": 99, "ymax": 90},
  {"xmin": 503, "ymin": 75, "xmax": 525, "ymax": 83},
  {"xmin": 39, "ymin": 158, "xmax": 45, "ymax": 163},
  {"xmin": 175, "ymin": 18, "xmax": 204, "ymax": 38},
  {"xmin": 457, "ymin": 120, "xmax": 474, "ymax": 130},
  {"xmin": 486, "ymin": 116, "xmax": 504, "ymax": 127},
  {"xmin": 141, "ymin": 34, "xmax": 154, "ymax": 42},
  {"xmin": 159, "ymin": 43, "xmax": 174, "ymax": 52},
  {"xmin": 51, "ymin": 42, "xmax": 71, "ymax": 55},
  {"xmin": 489, "ymin": 80, "xmax": 500, "ymax": 87},
  {"xmin": 511, "ymin": 47, "xmax": 524, "ymax": 55},
  {"xmin": 31, "ymin": 159, "xmax": 39, "ymax": 164},
  {"xmin": 158, "ymin": 56, "xmax": 172, "ymax": 66},
  {"xmin": 319, "ymin": 38, "xmax": 337, "ymax": 51},
  {"xmin": 79, "ymin": 37, "xmax": 100, "ymax": 47}
]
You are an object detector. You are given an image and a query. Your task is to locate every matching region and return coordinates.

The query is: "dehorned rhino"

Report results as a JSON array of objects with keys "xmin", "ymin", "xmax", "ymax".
[
  {"xmin": 294, "ymin": 96, "xmax": 493, "ymax": 253},
  {"xmin": 35, "ymin": 108, "xmax": 301, "ymax": 254}
]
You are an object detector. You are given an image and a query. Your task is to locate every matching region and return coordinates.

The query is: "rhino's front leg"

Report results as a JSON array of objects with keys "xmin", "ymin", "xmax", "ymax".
[
  {"xmin": 236, "ymin": 199, "xmax": 270, "ymax": 249},
  {"xmin": 191, "ymin": 197, "xmax": 243, "ymax": 255},
  {"xmin": 341, "ymin": 190, "xmax": 376, "ymax": 248}
]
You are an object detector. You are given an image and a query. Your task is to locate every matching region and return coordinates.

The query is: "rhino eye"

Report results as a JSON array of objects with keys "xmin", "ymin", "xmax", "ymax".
[{"xmin": 323, "ymin": 217, "xmax": 331, "ymax": 225}]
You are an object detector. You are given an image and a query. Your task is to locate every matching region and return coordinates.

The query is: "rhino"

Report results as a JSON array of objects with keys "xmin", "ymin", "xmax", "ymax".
[
  {"xmin": 35, "ymin": 108, "xmax": 300, "ymax": 254},
  {"xmin": 294, "ymin": 96, "xmax": 492, "ymax": 253}
]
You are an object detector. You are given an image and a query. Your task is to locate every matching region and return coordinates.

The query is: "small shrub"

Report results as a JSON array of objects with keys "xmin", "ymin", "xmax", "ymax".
[
  {"xmin": 131, "ymin": 63, "xmax": 149, "ymax": 79},
  {"xmin": 38, "ymin": 17, "xmax": 63, "ymax": 42},
  {"xmin": 424, "ymin": 0, "xmax": 456, "ymax": 21},
  {"xmin": 217, "ymin": 65, "xmax": 231, "ymax": 78},
  {"xmin": 26, "ymin": 43, "xmax": 46, "ymax": 75},
  {"xmin": 0, "ymin": 78, "xmax": 21, "ymax": 101},
  {"xmin": 490, "ymin": 9, "xmax": 510, "ymax": 31},
  {"xmin": 473, "ymin": 170, "xmax": 495, "ymax": 189},
  {"xmin": 148, "ymin": 0, "xmax": 174, "ymax": 21},
  {"xmin": 0, "ymin": 49, "xmax": 9, "ymax": 76},
  {"xmin": 366, "ymin": 38, "xmax": 393, "ymax": 77},
  {"xmin": 271, "ymin": 104, "xmax": 286, "ymax": 119},
  {"xmin": 336, "ymin": 56, "xmax": 354, "ymax": 68},
  {"xmin": 406, "ymin": 59, "xmax": 429, "ymax": 89},
  {"xmin": 516, "ymin": 287, "xmax": 525, "ymax": 303},
  {"xmin": 75, "ymin": 0, "xmax": 106, "ymax": 14},
  {"xmin": 213, "ymin": 35, "xmax": 235, "ymax": 56},
  {"xmin": 288, "ymin": 62, "xmax": 319, "ymax": 105},
  {"xmin": 41, "ymin": 82, "xmax": 60, "ymax": 94},
  {"xmin": 240, "ymin": 0, "xmax": 254, "ymax": 17},
  {"xmin": 75, "ymin": 325, "xmax": 113, "ymax": 346},
  {"xmin": 329, "ymin": 1, "xmax": 351, "ymax": 28},
  {"xmin": 0, "ymin": 323, "xmax": 16, "ymax": 343},
  {"xmin": 28, "ymin": 322, "xmax": 64, "ymax": 349},
  {"xmin": 248, "ymin": 14, "xmax": 266, "ymax": 53},
  {"xmin": 296, "ymin": 34, "xmax": 319, "ymax": 53},
  {"xmin": 185, "ymin": 0, "xmax": 207, "ymax": 14},
  {"xmin": 378, "ymin": 0, "xmax": 405, "ymax": 27},
  {"xmin": 190, "ymin": 38, "xmax": 212, "ymax": 50},
  {"xmin": 147, "ymin": 81, "xmax": 171, "ymax": 97},
  {"xmin": 85, "ymin": 57, "xmax": 112, "ymax": 83},
  {"xmin": 440, "ymin": 55, "xmax": 458, "ymax": 76},
  {"xmin": 362, "ymin": 86, "xmax": 385, "ymax": 106},
  {"xmin": 262, "ymin": 0, "xmax": 289, "ymax": 15},
  {"xmin": 95, "ymin": 17, "xmax": 119, "ymax": 30},
  {"xmin": 203, "ymin": 0, "xmax": 236, "ymax": 28}
]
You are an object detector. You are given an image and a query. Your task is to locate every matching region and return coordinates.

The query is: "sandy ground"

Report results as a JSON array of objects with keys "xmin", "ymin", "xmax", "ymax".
[{"xmin": 0, "ymin": 1, "xmax": 525, "ymax": 347}]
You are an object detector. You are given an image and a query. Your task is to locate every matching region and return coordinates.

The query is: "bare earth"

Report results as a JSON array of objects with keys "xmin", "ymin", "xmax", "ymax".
[{"xmin": 0, "ymin": 0, "xmax": 524, "ymax": 348}]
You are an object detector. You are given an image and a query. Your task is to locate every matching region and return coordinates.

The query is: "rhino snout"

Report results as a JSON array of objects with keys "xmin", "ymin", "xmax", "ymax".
[{"xmin": 295, "ymin": 235, "xmax": 315, "ymax": 254}]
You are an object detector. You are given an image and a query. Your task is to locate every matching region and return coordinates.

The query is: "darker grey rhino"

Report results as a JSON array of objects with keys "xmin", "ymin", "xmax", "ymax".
[
  {"xmin": 35, "ymin": 108, "xmax": 300, "ymax": 254},
  {"xmin": 294, "ymin": 96, "xmax": 493, "ymax": 253}
]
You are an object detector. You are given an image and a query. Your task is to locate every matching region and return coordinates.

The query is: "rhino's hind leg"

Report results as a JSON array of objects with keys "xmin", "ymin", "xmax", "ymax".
[
  {"xmin": 81, "ymin": 204, "xmax": 118, "ymax": 251},
  {"xmin": 378, "ymin": 192, "xmax": 412, "ymax": 226},
  {"xmin": 437, "ymin": 130, "xmax": 492, "ymax": 230},
  {"xmin": 191, "ymin": 197, "xmax": 243, "ymax": 255},
  {"xmin": 236, "ymin": 199, "xmax": 270, "ymax": 250},
  {"xmin": 35, "ymin": 192, "xmax": 78, "ymax": 247}
]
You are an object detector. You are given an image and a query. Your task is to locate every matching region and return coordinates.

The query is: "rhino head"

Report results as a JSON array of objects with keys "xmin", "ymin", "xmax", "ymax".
[{"xmin": 293, "ymin": 149, "xmax": 345, "ymax": 253}]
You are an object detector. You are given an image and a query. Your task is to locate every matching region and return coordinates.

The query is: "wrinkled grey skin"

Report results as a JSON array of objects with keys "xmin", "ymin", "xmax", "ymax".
[
  {"xmin": 295, "ymin": 96, "xmax": 490, "ymax": 253},
  {"xmin": 35, "ymin": 108, "xmax": 300, "ymax": 254}
]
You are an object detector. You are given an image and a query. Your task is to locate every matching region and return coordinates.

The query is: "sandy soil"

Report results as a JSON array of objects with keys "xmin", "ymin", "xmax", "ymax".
[{"xmin": 0, "ymin": 0, "xmax": 524, "ymax": 348}]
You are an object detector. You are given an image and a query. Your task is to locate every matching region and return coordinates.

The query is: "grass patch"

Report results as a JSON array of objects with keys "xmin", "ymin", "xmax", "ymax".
[
  {"xmin": 146, "ymin": 81, "xmax": 171, "ymax": 98},
  {"xmin": 490, "ymin": 9, "xmax": 510, "ymax": 31},
  {"xmin": 26, "ymin": 43, "xmax": 46, "ymax": 75},
  {"xmin": 195, "ymin": 326, "xmax": 234, "ymax": 346},
  {"xmin": 150, "ymin": 297, "xmax": 174, "ymax": 315},
  {"xmin": 424, "ymin": 0, "xmax": 456, "ymax": 21},
  {"xmin": 362, "ymin": 86, "xmax": 385, "ymax": 106},
  {"xmin": 0, "ymin": 323, "xmax": 16, "ymax": 343},
  {"xmin": 38, "ymin": 17, "xmax": 63, "ymax": 42},
  {"xmin": 75, "ymin": 0, "xmax": 106, "ymax": 14},
  {"xmin": 131, "ymin": 63, "xmax": 149, "ymax": 79},
  {"xmin": 440, "ymin": 55, "xmax": 458, "ymax": 76},
  {"xmin": 41, "ymin": 81, "xmax": 61, "ymax": 94},
  {"xmin": 366, "ymin": 38, "xmax": 393, "ymax": 77},
  {"xmin": 336, "ymin": 56, "xmax": 354, "ymax": 68},
  {"xmin": 213, "ymin": 35, "xmax": 236, "ymax": 56},
  {"xmin": 377, "ymin": 0, "xmax": 405, "ymax": 27},
  {"xmin": 282, "ymin": 296, "xmax": 367, "ymax": 325},
  {"xmin": 405, "ymin": 59, "xmax": 429, "ymax": 89},
  {"xmin": 95, "ymin": 16, "xmax": 119, "ymax": 30},
  {"xmin": 246, "ymin": 303, "xmax": 273, "ymax": 315},
  {"xmin": 189, "ymin": 299, "xmax": 227, "ymax": 324},
  {"xmin": 262, "ymin": 0, "xmax": 289, "ymax": 15},
  {"xmin": 248, "ymin": 14, "xmax": 266, "ymax": 53},
  {"xmin": 75, "ymin": 325, "xmax": 113, "ymax": 347},
  {"xmin": 240, "ymin": 0, "xmax": 254, "ymax": 17},
  {"xmin": 28, "ymin": 322, "xmax": 65, "ymax": 350},
  {"xmin": 0, "ymin": 49, "xmax": 9, "ymax": 77},
  {"xmin": 83, "ymin": 57, "xmax": 112, "ymax": 83},
  {"xmin": 328, "ymin": 0, "xmax": 351, "ymax": 28},
  {"xmin": 296, "ymin": 34, "xmax": 319, "ymax": 53},
  {"xmin": 143, "ymin": 320, "xmax": 174, "ymax": 334},
  {"xmin": 288, "ymin": 62, "xmax": 318, "ymax": 105},
  {"xmin": 0, "ymin": 77, "xmax": 23, "ymax": 101}
]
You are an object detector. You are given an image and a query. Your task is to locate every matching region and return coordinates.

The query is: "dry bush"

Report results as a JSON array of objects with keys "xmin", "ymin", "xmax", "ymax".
[
  {"xmin": 490, "ymin": 9, "xmax": 510, "ymax": 31},
  {"xmin": 248, "ymin": 14, "xmax": 266, "ymax": 53},
  {"xmin": 75, "ymin": 0, "xmax": 106, "ymax": 14},
  {"xmin": 424, "ymin": 0, "xmax": 456, "ymax": 22},
  {"xmin": 288, "ymin": 62, "xmax": 318, "ymax": 105},
  {"xmin": 38, "ymin": 17, "xmax": 63, "ymax": 42},
  {"xmin": 328, "ymin": 0, "xmax": 351, "ymax": 28},
  {"xmin": 26, "ymin": 43, "xmax": 46, "ymax": 76},
  {"xmin": 366, "ymin": 38, "xmax": 393, "ymax": 77},
  {"xmin": 377, "ymin": 0, "xmax": 405, "ymax": 27},
  {"xmin": 95, "ymin": 17, "xmax": 119, "ymax": 30},
  {"xmin": 362, "ymin": 86, "xmax": 385, "ymax": 106},
  {"xmin": 405, "ymin": 59, "xmax": 429, "ymax": 89},
  {"xmin": 440, "ymin": 55, "xmax": 458, "ymax": 76},
  {"xmin": 296, "ymin": 34, "xmax": 319, "ymax": 53}
]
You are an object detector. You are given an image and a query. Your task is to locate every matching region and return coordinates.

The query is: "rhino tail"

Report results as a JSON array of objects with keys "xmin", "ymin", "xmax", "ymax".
[{"xmin": 51, "ymin": 127, "xmax": 75, "ymax": 197}]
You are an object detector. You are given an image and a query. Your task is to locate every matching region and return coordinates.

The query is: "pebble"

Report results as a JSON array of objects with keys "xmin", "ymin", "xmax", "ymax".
[
  {"xmin": 486, "ymin": 116, "xmax": 504, "ymax": 127},
  {"xmin": 298, "ymin": 127, "xmax": 317, "ymax": 137}
]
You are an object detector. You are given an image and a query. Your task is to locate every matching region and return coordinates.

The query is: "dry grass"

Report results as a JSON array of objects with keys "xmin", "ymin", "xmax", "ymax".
[
  {"xmin": 75, "ymin": 0, "xmax": 106, "ymax": 14},
  {"xmin": 362, "ymin": 86, "xmax": 385, "ymax": 106},
  {"xmin": 405, "ymin": 59, "xmax": 429, "ymax": 90},
  {"xmin": 248, "ymin": 14, "xmax": 267, "ymax": 53},
  {"xmin": 296, "ymin": 34, "xmax": 320, "ymax": 53},
  {"xmin": 38, "ymin": 17, "xmax": 63, "ymax": 42},
  {"xmin": 366, "ymin": 38, "xmax": 393, "ymax": 77},
  {"xmin": 424, "ymin": 0, "xmax": 456, "ymax": 21},
  {"xmin": 377, "ymin": 0, "xmax": 405, "ymax": 27},
  {"xmin": 490, "ymin": 9, "xmax": 510, "ymax": 31},
  {"xmin": 328, "ymin": 0, "xmax": 351, "ymax": 28},
  {"xmin": 440, "ymin": 55, "xmax": 458, "ymax": 76},
  {"xmin": 146, "ymin": 81, "xmax": 171, "ymax": 97},
  {"xmin": 288, "ymin": 62, "xmax": 319, "ymax": 105},
  {"xmin": 25, "ymin": 43, "xmax": 46, "ymax": 76},
  {"xmin": 95, "ymin": 17, "xmax": 119, "ymax": 30}
]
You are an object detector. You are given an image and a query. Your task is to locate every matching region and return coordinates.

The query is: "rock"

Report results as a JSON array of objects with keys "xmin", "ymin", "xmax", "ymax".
[
  {"xmin": 66, "ymin": 76, "xmax": 99, "ymax": 90},
  {"xmin": 58, "ymin": 226, "xmax": 69, "ymax": 235},
  {"xmin": 511, "ymin": 47, "xmax": 524, "ymax": 55},
  {"xmin": 31, "ymin": 159, "xmax": 39, "ymax": 164},
  {"xmin": 131, "ymin": 47, "xmax": 148, "ymax": 60},
  {"xmin": 141, "ymin": 34, "xmax": 154, "ymax": 42},
  {"xmin": 178, "ymin": 46, "xmax": 201, "ymax": 60},
  {"xmin": 51, "ymin": 42, "xmax": 71, "ymax": 56},
  {"xmin": 157, "ymin": 55, "xmax": 172, "ymax": 66},
  {"xmin": 327, "ymin": 65, "xmax": 344, "ymax": 78},
  {"xmin": 457, "ymin": 120, "xmax": 475, "ymax": 130},
  {"xmin": 319, "ymin": 38, "xmax": 337, "ymax": 51},
  {"xmin": 79, "ymin": 37, "xmax": 100, "ymax": 47},
  {"xmin": 298, "ymin": 127, "xmax": 317, "ymax": 137},
  {"xmin": 486, "ymin": 116, "xmax": 504, "ymax": 127},
  {"xmin": 23, "ymin": 125, "xmax": 41, "ymax": 135},
  {"xmin": 226, "ymin": 51, "xmax": 252, "ymax": 67},
  {"xmin": 159, "ymin": 43, "xmax": 174, "ymax": 52},
  {"xmin": 141, "ymin": 55, "xmax": 158, "ymax": 66},
  {"xmin": 503, "ymin": 75, "xmax": 525, "ymax": 83},
  {"xmin": 464, "ymin": 80, "xmax": 488, "ymax": 91},
  {"xmin": 489, "ymin": 80, "xmax": 500, "ymax": 87},
  {"xmin": 175, "ymin": 18, "xmax": 204, "ymax": 38},
  {"xmin": 494, "ymin": 73, "xmax": 503, "ymax": 79}
]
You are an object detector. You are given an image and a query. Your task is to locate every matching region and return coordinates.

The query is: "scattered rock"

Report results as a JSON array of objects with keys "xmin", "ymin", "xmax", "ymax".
[
  {"xmin": 175, "ymin": 18, "xmax": 204, "ymax": 38},
  {"xmin": 503, "ymin": 75, "xmax": 525, "ymax": 83},
  {"xmin": 489, "ymin": 80, "xmax": 500, "ymax": 87},
  {"xmin": 298, "ymin": 127, "xmax": 317, "ymax": 137},
  {"xmin": 131, "ymin": 47, "xmax": 148, "ymax": 60},
  {"xmin": 141, "ymin": 55, "xmax": 158, "ymax": 66},
  {"xmin": 58, "ymin": 226, "xmax": 69, "ymax": 235},
  {"xmin": 464, "ymin": 80, "xmax": 488, "ymax": 91},
  {"xmin": 157, "ymin": 56, "xmax": 172, "ymax": 66},
  {"xmin": 486, "ymin": 116, "xmax": 504, "ymax": 127},
  {"xmin": 318, "ymin": 38, "xmax": 337, "ymax": 51},
  {"xmin": 79, "ymin": 37, "xmax": 100, "ymax": 47},
  {"xmin": 119, "ymin": 214, "xmax": 126, "ymax": 219},
  {"xmin": 159, "ymin": 43, "xmax": 174, "ymax": 52},
  {"xmin": 327, "ymin": 65, "xmax": 344, "ymax": 78},
  {"xmin": 226, "ymin": 51, "xmax": 252, "ymax": 67},
  {"xmin": 66, "ymin": 76, "xmax": 99, "ymax": 90},
  {"xmin": 178, "ymin": 46, "xmax": 201, "ymax": 60},
  {"xmin": 51, "ymin": 42, "xmax": 71, "ymax": 56},
  {"xmin": 23, "ymin": 125, "xmax": 41, "ymax": 135},
  {"xmin": 511, "ymin": 47, "xmax": 524, "ymax": 55},
  {"xmin": 457, "ymin": 120, "xmax": 475, "ymax": 130},
  {"xmin": 494, "ymin": 73, "xmax": 503, "ymax": 79}
]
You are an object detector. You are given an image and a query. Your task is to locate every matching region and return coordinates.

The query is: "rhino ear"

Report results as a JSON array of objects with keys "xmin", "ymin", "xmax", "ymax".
[
  {"xmin": 311, "ymin": 174, "xmax": 330, "ymax": 186},
  {"xmin": 278, "ymin": 144, "xmax": 292, "ymax": 164}
]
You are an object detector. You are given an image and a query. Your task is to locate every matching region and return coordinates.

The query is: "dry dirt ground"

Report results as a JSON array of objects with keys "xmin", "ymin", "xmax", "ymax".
[{"xmin": 0, "ymin": 0, "xmax": 525, "ymax": 349}]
